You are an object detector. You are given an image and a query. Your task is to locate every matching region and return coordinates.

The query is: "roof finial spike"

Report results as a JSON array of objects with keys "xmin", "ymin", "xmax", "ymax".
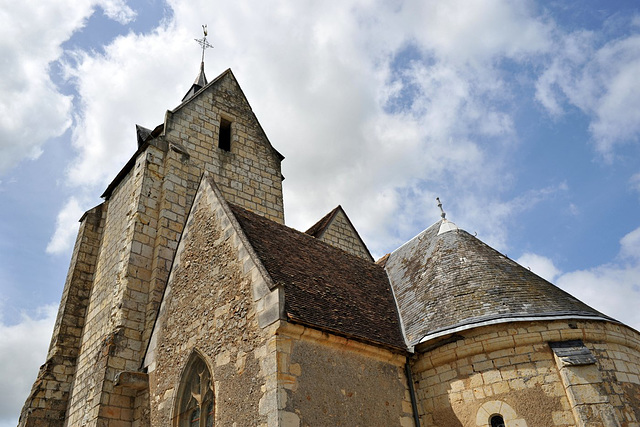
[{"xmin": 436, "ymin": 197, "xmax": 446, "ymax": 220}]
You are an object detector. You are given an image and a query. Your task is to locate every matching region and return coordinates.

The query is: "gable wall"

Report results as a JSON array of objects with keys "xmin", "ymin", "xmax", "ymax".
[
  {"xmin": 318, "ymin": 210, "xmax": 372, "ymax": 260},
  {"xmin": 165, "ymin": 72, "xmax": 284, "ymax": 225},
  {"xmin": 411, "ymin": 319, "xmax": 640, "ymax": 427},
  {"xmin": 144, "ymin": 182, "xmax": 276, "ymax": 426}
]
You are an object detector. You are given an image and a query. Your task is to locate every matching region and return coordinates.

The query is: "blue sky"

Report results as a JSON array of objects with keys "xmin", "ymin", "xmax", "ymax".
[{"xmin": 1, "ymin": 1, "xmax": 640, "ymax": 425}]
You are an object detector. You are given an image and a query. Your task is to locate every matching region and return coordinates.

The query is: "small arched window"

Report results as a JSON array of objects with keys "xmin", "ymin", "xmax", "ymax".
[
  {"xmin": 490, "ymin": 414, "xmax": 505, "ymax": 427},
  {"xmin": 174, "ymin": 353, "xmax": 214, "ymax": 427}
]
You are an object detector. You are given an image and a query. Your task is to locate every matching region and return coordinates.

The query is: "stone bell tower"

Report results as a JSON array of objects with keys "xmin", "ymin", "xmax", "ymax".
[{"xmin": 19, "ymin": 29, "xmax": 284, "ymax": 426}]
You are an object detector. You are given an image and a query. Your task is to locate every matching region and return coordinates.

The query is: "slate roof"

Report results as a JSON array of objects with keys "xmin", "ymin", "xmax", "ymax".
[
  {"xmin": 182, "ymin": 62, "xmax": 208, "ymax": 102},
  {"xmin": 385, "ymin": 221, "xmax": 615, "ymax": 346},
  {"xmin": 228, "ymin": 204, "xmax": 406, "ymax": 350}
]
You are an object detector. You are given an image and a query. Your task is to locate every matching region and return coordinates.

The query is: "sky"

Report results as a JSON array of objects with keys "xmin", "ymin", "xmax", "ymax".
[{"xmin": 1, "ymin": 0, "xmax": 640, "ymax": 424}]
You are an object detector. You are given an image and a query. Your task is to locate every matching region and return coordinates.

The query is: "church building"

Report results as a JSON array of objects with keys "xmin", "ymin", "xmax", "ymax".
[{"xmin": 19, "ymin": 44, "xmax": 640, "ymax": 427}]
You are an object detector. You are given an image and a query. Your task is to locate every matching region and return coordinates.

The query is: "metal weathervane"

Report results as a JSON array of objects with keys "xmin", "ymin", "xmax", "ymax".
[{"xmin": 195, "ymin": 24, "xmax": 214, "ymax": 63}]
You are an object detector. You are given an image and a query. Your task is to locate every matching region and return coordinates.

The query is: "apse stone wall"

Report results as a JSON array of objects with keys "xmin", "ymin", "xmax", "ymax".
[{"xmin": 411, "ymin": 320, "xmax": 640, "ymax": 427}]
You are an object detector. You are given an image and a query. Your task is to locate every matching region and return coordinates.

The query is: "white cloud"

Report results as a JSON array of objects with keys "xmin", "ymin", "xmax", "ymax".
[
  {"xmin": 620, "ymin": 226, "xmax": 640, "ymax": 260},
  {"xmin": 631, "ymin": 172, "xmax": 640, "ymax": 196},
  {"xmin": 557, "ymin": 264, "xmax": 640, "ymax": 332},
  {"xmin": 49, "ymin": 0, "xmax": 558, "ymax": 254},
  {"xmin": 0, "ymin": 305, "xmax": 57, "ymax": 427},
  {"xmin": 396, "ymin": 0, "xmax": 552, "ymax": 63},
  {"xmin": 46, "ymin": 197, "xmax": 85, "ymax": 255},
  {"xmin": 0, "ymin": 0, "xmax": 140, "ymax": 176},
  {"xmin": 536, "ymin": 30, "xmax": 640, "ymax": 157},
  {"xmin": 100, "ymin": 0, "xmax": 136, "ymax": 24},
  {"xmin": 519, "ymin": 226, "xmax": 640, "ymax": 332},
  {"xmin": 516, "ymin": 252, "xmax": 561, "ymax": 283}
]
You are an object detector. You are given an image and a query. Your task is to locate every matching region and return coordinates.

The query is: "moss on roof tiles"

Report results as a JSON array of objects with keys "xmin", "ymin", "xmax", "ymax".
[{"xmin": 385, "ymin": 221, "xmax": 614, "ymax": 345}]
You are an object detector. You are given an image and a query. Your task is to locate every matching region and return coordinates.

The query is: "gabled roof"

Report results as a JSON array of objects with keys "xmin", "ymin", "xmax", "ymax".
[
  {"xmin": 229, "ymin": 204, "xmax": 406, "ymax": 350},
  {"xmin": 385, "ymin": 220, "xmax": 616, "ymax": 346}
]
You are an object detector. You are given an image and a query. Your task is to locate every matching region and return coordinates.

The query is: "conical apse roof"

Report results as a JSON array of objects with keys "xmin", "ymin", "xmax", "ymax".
[{"xmin": 384, "ymin": 220, "xmax": 615, "ymax": 346}]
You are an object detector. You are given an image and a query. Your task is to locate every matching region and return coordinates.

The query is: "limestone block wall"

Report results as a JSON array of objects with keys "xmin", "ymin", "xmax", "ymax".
[
  {"xmin": 19, "ymin": 204, "xmax": 105, "ymax": 427},
  {"xmin": 274, "ymin": 322, "xmax": 415, "ymax": 427},
  {"xmin": 411, "ymin": 320, "xmax": 640, "ymax": 427},
  {"xmin": 573, "ymin": 323, "xmax": 640, "ymax": 425},
  {"xmin": 164, "ymin": 70, "xmax": 284, "ymax": 225},
  {"xmin": 65, "ymin": 145, "xmax": 164, "ymax": 426},
  {"xmin": 38, "ymin": 70, "xmax": 286, "ymax": 426},
  {"xmin": 143, "ymin": 182, "xmax": 275, "ymax": 426},
  {"xmin": 317, "ymin": 210, "xmax": 372, "ymax": 261}
]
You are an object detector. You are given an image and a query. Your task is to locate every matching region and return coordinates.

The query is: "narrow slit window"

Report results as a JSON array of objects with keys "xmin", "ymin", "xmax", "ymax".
[{"xmin": 219, "ymin": 118, "xmax": 231, "ymax": 152}]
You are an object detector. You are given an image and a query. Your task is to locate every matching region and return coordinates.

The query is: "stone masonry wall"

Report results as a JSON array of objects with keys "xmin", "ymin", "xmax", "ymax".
[
  {"xmin": 64, "ymin": 147, "xmax": 155, "ymax": 427},
  {"xmin": 165, "ymin": 70, "xmax": 284, "ymax": 225},
  {"xmin": 56, "ymin": 70, "xmax": 285, "ymax": 426},
  {"xmin": 145, "ymin": 182, "xmax": 273, "ymax": 426},
  {"xmin": 274, "ymin": 322, "xmax": 415, "ymax": 427},
  {"xmin": 411, "ymin": 319, "xmax": 640, "ymax": 427},
  {"xmin": 317, "ymin": 210, "xmax": 371, "ymax": 261},
  {"xmin": 19, "ymin": 205, "xmax": 105, "ymax": 427}
]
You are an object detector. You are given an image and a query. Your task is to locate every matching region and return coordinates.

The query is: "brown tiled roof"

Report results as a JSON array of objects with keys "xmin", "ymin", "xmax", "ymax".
[
  {"xmin": 229, "ymin": 204, "xmax": 406, "ymax": 350},
  {"xmin": 305, "ymin": 206, "xmax": 340, "ymax": 238},
  {"xmin": 385, "ymin": 221, "xmax": 615, "ymax": 346}
]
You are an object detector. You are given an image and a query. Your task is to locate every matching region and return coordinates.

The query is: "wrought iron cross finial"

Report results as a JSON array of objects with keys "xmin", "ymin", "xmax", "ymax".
[
  {"xmin": 195, "ymin": 24, "xmax": 213, "ymax": 63},
  {"xmin": 436, "ymin": 197, "xmax": 446, "ymax": 220}
]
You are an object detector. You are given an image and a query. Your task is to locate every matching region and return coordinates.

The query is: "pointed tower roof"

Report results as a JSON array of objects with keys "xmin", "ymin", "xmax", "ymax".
[
  {"xmin": 385, "ymin": 220, "xmax": 615, "ymax": 346},
  {"xmin": 181, "ymin": 62, "xmax": 208, "ymax": 102}
]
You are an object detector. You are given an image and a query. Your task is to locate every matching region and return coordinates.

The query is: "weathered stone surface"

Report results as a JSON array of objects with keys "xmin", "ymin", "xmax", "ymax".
[
  {"xmin": 411, "ymin": 320, "xmax": 640, "ymax": 427},
  {"xmin": 143, "ymin": 184, "xmax": 271, "ymax": 426},
  {"xmin": 19, "ymin": 204, "xmax": 105, "ymax": 427},
  {"xmin": 276, "ymin": 322, "xmax": 413, "ymax": 427},
  {"xmin": 114, "ymin": 372, "xmax": 148, "ymax": 391}
]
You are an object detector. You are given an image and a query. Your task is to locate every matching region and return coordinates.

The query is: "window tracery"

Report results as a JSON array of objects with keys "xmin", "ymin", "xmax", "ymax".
[{"xmin": 175, "ymin": 354, "xmax": 214, "ymax": 427}]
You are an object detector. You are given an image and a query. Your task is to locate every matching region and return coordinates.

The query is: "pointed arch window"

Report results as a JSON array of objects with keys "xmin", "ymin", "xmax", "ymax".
[{"xmin": 174, "ymin": 353, "xmax": 214, "ymax": 427}]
